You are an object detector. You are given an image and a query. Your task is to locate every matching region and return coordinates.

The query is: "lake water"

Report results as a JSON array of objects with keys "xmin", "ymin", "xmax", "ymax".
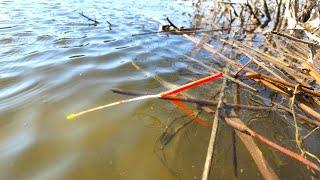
[{"xmin": 0, "ymin": 0, "xmax": 319, "ymax": 179}]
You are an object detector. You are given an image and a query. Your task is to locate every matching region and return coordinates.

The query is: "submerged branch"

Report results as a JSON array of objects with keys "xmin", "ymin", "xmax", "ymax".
[{"xmin": 225, "ymin": 117, "xmax": 320, "ymax": 173}]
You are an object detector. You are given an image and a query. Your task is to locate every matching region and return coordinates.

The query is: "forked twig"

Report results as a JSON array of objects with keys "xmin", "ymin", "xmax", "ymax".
[{"xmin": 79, "ymin": 12, "xmax": 100, "ymax": 25}]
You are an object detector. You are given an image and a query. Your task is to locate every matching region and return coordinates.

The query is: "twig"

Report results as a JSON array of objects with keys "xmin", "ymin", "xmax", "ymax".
[
  {"xmin": 245, "ymin": 0, "xmax": 261, "ymax": 25},
  {"xmin": 202, "ymin": 77, "xmax": 227, "ymax": 180},
  {"xmin": 292, "ymin": 85, "xmax": 320, "ymax": 166},
  {"xmin": 79, "ymin": 12, "xmax": 100, "ymax": 25},
  {"xmin": 273, "ymin": 0, "xmax": 282, "ymax": 31},
  {"xmin": 166, "ymin": 17, "xmax": 178, "ymax": 29},
  {"xmin": 232, "ymin": 85, "xmax": 239, "ymax": 179},
  {"xmin": 246, "ymin": 73, "xmax": 320, "ymax": 123},
  {"xmin": 234, "ymin": 59, "xmax": 252, "ymax": 78},
  {"xmin": 231, "ymin": 128, "xmax": 238, "ymax": 178},
  {"xmin": 290, "ymin": 84, "xmax": 303, "ymax": 154},
  {"xmin": 260, "ymin": 0, "xmax": 271, "ymax": 28},
  {"xmin": 106, "ymin": 21, "xmax": 112, "ymax": 30},
  {"xmin": 131, "ymin": 28, "xmax": 229, "ymax": 36},
  {"xmin": 270, "ymin": 31, "xmax": 320, "ymax": 47},
  {"xmin": 302, "ymin": 127, "xmax": 319, "ymax": 140}
]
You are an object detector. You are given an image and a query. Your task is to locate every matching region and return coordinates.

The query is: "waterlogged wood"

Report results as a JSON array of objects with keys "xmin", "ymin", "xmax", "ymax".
[
  {"xmin": 225, "ymin": 117, "xmax": 320, "ymax": 173},
  {"xmin": 225, "ymin": 117, "xmax": 279, "ymax": 180}
]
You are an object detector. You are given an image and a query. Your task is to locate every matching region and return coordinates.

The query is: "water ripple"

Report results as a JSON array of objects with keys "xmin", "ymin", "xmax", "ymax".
[{"xmin": 0, "ymin": 0, "xmax": 195, "ymax": 179}]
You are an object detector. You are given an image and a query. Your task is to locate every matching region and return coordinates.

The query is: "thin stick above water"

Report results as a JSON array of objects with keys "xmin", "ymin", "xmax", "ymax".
[{"xmin": 202, "ymin": 76, "xmax": 227, "ymax": 180}]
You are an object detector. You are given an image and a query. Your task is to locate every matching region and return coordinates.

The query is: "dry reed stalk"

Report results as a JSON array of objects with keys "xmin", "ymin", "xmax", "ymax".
[
  {"xmin": 260, "ymin": 79, "xmax": 292, "ymax": 96},
  {"xmin": 144, "ymin": 17, "xmax": 258, "ymax": 92},
  {"xmin": 271, "ymin": 31, "xmax": 320, "ymax": 47},
  {"xmin": 246, "ymin": 72, "xmax": 320, "ymax": 97},
  {"xmin": 242, "ymin": 40, "xmax": 320, "ymax": 84},
  {"xmin": 219, "ymin": 38, "xmax": 287, "ymax": 80},
  {"xmin": 233, "ymin": 41, "xmax": 312, "ymax": 82},
  {"xmin": 264, "ymin": 38, "xmax": 303, "ymax": 64},
  {"xmin": 179, "ymin": 53, "xmax": 258, "ymax": 92},
  {"xmin": 271, "ymin": 38, "xmax": 308, "ymax": 63},
  {"xmin": 298, "ymin": 102, "xmax": 320, "ymax": 122},
  {"xmin": 235, "ymin": 39, "xmax": 290, "ymax": 67},
  {"xmin": 202, "ymin": 77, "xmax": 227, "ymax": 180},
  {"xmin": 183, "ymin": 35, "xmax": 243, "ymax": 69}
]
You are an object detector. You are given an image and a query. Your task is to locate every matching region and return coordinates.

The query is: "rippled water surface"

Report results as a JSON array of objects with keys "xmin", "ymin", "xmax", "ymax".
[
  {"xmin": 1, "ymin": 0, "xmax": 319, "ymax": 179},
  {"xmin": 0, "ymin": 0, "xmax": 202, "ymax": 179}
]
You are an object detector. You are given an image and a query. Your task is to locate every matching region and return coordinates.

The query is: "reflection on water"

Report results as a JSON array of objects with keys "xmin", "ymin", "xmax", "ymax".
[{"xmin": 1, "ymin": 0, "xmax": 319, "ymax": 179}]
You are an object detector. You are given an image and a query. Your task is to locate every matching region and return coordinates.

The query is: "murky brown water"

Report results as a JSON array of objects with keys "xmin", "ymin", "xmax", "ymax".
[{"xmin": 1, "ymin": 0, "xmax": 320, "ymax": 179}]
